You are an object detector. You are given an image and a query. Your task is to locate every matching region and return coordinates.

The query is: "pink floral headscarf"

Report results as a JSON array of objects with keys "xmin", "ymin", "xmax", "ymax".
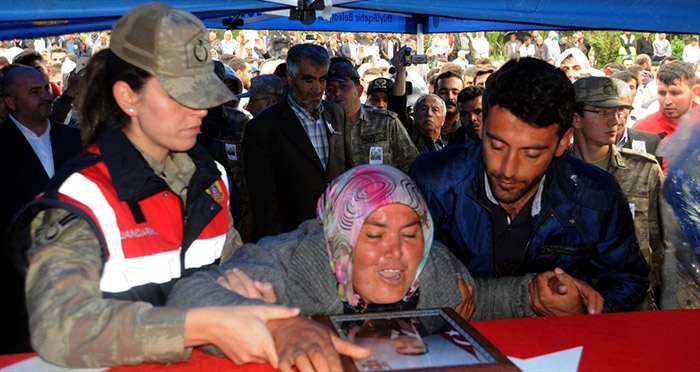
[{"xmin": 316, "ymin": 165, "xmax": 434, "ymax": 308}]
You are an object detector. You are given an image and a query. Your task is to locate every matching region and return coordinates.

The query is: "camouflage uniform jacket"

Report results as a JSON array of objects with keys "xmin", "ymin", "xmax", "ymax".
[
  {"xmin": 10, "ymin": 126, "xmax": 242, "ymax": 367},
  {"xmin": 346, "ymin": 105, "xmax": 419, "ymax": 174},
  {"xmin": 607, "ymin": 146, "xmax": 665, "ymax": 309}
]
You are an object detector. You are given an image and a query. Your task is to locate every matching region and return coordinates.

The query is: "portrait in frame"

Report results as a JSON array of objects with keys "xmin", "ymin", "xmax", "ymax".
[{"xmin": 313, "ymin": 308, "xmax": 518, "ymax": 371}]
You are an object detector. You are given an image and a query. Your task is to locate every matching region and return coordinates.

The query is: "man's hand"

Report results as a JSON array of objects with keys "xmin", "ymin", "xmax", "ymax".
[
  {"xmin": 268, "ymin": 317, "xmax": 371, "ymax": 372},
  {"xmin": 562, "ymin": 269, "xmax": 604, "ymax": 314},
  {"xmin": 216, "ymin": 268, "xmax": 277, "ymax": 303},
  {"xmin": 185, "ymin": 305, "xmax": 300, "ymax": 367},
  {"xmin": 455, "ymin": 273, "xmax": 475, "ymax": 320},
  {"xmin": 529, "ymin": 268, "xmax": 585, "ymax": 316}
]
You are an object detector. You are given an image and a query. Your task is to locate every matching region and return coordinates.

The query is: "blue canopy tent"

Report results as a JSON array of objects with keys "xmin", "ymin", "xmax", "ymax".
[{"xmin": 1, "ymin": 0, "xmax": 699, "ymax": 40}]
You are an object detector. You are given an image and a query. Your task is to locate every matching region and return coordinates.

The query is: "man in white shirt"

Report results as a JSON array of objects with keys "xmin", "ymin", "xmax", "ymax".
[
  {"xmin": 682, "ymin": 37, "xmax": 699, "ymax": 64},
  {"xmin": 0, "ymin": 66, "xmax": 82, "ymax": 354},
  {"xmin": 472, "ymin": 32, "xmax": 490, "ymax": 60}
]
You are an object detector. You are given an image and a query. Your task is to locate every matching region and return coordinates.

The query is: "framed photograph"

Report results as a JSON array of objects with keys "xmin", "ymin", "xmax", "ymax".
[{"xmin": 313, "ymin": 308, "xmax": 518, "ymax": 372}]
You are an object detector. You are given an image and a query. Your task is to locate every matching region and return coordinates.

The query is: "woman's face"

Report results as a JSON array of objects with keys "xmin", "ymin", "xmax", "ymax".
[
  {"xmin": 124, "ymin": 78, "xmax": 207, "ymax": 164},
  {"xmin": 352, "ymin": 204, "xmax": 424, "ymax": 305}
]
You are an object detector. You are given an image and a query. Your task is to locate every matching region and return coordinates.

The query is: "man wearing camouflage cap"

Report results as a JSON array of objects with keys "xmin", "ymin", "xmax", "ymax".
[
  {"xmin": 238, "ymin": 74, "xmax": 286, "ymax": 117},
  {"xmin": 325, "ymin": 57, "xmax": 418, "ymax": 173},
  {"xmin": 570, "ymin": 76, "xmax": 664, "ymax": 310}
]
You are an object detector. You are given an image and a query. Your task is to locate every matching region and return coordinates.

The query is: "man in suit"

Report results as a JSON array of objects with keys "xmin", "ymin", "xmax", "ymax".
[
  {"xmin": 502, "ymin": 32, "xmax": 522, "ymax": 61},
  {"xmin": 0, "ymin": 66, "xmax": 82, "ymax": 353},
  {"xmin": 243, "ymin": 44, "xmax": 351, "ymax": 238}
]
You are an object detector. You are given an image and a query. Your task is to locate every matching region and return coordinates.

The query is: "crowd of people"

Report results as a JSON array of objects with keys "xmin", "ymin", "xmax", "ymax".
[{"xmin": 1, "ymin": 2, "xmax": 699, "ymax": 370}]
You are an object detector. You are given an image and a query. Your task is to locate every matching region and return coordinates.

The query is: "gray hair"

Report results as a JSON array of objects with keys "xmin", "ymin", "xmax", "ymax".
[
  {"xmin": 414, "ymin": 93, "xmax": 446, "ymax": 116},
  {"xmin": 610, "ymin": 77, "xmax": 632, "ymax": 102},
  {"xmin": 286, "ymin": 43, "xmax": 330, "ymax": 78}
]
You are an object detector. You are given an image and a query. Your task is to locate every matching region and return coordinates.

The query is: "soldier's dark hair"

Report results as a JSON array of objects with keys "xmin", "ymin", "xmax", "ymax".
[
  {"xmin": 79, "ymin": 49, "xmax": 151, "ymax": 147},
  {"xmin": 483, "ymin": 57, "xmax": 575, "ymax": 138}
]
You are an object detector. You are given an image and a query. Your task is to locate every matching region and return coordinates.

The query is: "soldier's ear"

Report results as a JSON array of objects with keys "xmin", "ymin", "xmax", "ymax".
[
  {"xmin": 356, "ymin": 83, "xmax": 364, "ymax": 98},
  {"xmin": 112, "ymin": 80, "xmax": 139, "ymax": 116},
  {"xmin": 571, "ymin": 112, "xmax": 582, "ymax": 130}
]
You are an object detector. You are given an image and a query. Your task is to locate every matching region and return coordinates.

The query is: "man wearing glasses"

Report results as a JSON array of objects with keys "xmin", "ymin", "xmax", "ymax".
[
  {"xmin": 238, "ymin": 75, "xmax": 286, "ymax": 117},
  {"xmin": 570, "ymin": 76, "xmax": 664, "ymax": 311}
]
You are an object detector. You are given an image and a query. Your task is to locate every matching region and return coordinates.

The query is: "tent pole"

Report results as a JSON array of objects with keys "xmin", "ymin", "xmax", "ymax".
[{"xmin": 416, "ymin": 23, "xmax": 425, "ymax": 78}]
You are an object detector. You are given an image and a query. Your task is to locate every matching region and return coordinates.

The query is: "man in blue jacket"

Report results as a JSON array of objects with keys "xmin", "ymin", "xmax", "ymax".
[{"xmin": 410, "ymin": 58, "xmax": 649, "ymax": 312}]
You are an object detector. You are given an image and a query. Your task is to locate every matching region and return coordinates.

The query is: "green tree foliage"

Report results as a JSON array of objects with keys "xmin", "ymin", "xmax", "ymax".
[
  {"xmin": 588, "ymin": 31, "xmax": 620, "ymax": 68},
  {"xmin": 670, "ymin": 36, "xmax": 686, "ymax": 59}
]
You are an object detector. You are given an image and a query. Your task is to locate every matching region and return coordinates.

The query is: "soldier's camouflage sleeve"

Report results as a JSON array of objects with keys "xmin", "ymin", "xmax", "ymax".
[
  {"xmin": 387, "ymin": 112, "xmax": 419, "ymax": 174},
  {"xmin": 25, "ymin": 208, "xmax": 190, "ymax": 367}
]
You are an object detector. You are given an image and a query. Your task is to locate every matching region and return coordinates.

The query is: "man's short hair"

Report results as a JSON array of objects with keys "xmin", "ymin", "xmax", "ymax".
[
  {"xmin": 219, "ymin": 53, "xmax": 236, "ymax": 65},
  {"xmin": 636, "ymin": 54, "xmax": 651, "ymax": 66},
  {"xmin": 227, "ymin": 57, "xmax": 247, "ymax": 73},
  {"xmin": 474, "ymin": 65, "xmax": 496, "ymax": 78},
  {"xmin": 661, "ymin": 56, "xmax": 680, "ymax": 65},
  {"xmin": 475, "ymin": 57, "xmax": 491, "ymax": 66},
  {"xmin": 12, "ymin": 50, "xmax": 44, "ymax": 66},
  {"xmin": 627, "ymin": 64, "xmax": 643, "ymax": 78},
  {"xmin": 286, "ymin": 43, "xmax": 329, "ymax": 78},
  {"xmin": 50, "ymin": 47, "xmax": 68, "ymax": 55},
  {"xmin": 656, "ymin": 61, "xmax": 697, "ymax": 86},
  {"xmin": 438, "ymin": 62, "xmax": 464, "ymax": 75},
  {"xmin": 610, "ymin": 70, "xmax": 639, "ymax": 89},
  {"xmin": 457, "ymin": 85, "xmax": 485, "ymax": 104},
  {"xmin": 483, "ymin": 58, "xmax": 575, "ymax": 137},
  {"xmin": 273, "ymin": 62, "xmax": 286, "ymax": 79},
  {"xmin": 434, "ymin": 70, "xmax": 463, "ymax": 90}
]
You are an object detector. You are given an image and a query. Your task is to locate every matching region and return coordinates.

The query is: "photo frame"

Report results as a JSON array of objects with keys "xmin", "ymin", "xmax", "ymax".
[{"xmin": 313, "ymin": 308, "xmax": 518, "ymax": 372}]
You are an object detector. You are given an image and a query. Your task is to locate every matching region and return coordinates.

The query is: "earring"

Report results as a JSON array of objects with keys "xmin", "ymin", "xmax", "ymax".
[{"xmin": 128, "ymin": 108, "xmax": 134, "ymax": 113}]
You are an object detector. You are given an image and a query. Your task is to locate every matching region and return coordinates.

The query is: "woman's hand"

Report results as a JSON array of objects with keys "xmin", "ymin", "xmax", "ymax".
[
  {"xmin": 216, "ymin": 268, "xmax": 277, "ymax": 303},
  {"xmin": 455, "ymin": 273, "xmax": 475, "ymax": 320}
]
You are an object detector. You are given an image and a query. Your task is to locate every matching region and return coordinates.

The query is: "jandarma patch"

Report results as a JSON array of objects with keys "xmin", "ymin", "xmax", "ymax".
[{"xmin": 206, "ymin": 180, "xmax": 225, "ymax": 204}]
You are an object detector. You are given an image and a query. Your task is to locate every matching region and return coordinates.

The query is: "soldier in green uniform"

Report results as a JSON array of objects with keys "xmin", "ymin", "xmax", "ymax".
[
  {"xmin": 325, "ymin": 58, "xmax": 418, "ymax": 173},
  {"xmin": 570, "ymin": 76, "xmax": 664, "ymax": 310}
]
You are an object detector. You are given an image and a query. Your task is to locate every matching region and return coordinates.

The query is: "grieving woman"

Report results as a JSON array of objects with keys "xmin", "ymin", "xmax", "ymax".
[{"xmin": 167, "ymin": 165, "xmax": 602, "ymax": 372}]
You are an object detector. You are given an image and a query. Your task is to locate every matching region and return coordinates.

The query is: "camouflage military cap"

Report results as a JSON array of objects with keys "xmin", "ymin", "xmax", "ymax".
[
  {"xmin": 367, "ymin": 77, "xmax": 394, "ymax": 94},
  {"xmin": 237, "ymin": 74, "xmax": 285, "ymax": 98},
  {"xmin": 574, "ymin": 76, "xmax": 634, "ymax": 109},
  {"xmin": 328, "ymin": 58, "xmax": 360, "ymax": 82},
  {"xmin": 110, "ymin": 2, "xmax": 234, "ymax": 109}
]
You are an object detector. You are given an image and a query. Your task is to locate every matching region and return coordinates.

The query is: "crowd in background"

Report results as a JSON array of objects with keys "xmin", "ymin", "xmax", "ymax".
[{"xmin": 1, "ymin": 18, "xmax": 699, "ymax": 368}]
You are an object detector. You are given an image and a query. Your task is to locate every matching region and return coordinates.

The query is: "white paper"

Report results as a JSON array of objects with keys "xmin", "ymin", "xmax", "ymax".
[{"xmin": 508, "ymin": 345, "xmax": 583, "ymax": 372}]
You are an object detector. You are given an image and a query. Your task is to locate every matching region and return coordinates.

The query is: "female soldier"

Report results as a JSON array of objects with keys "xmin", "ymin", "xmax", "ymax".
[{"xmin": 9, "ymin": 3, "xmax": 298, "ymax": 368}]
